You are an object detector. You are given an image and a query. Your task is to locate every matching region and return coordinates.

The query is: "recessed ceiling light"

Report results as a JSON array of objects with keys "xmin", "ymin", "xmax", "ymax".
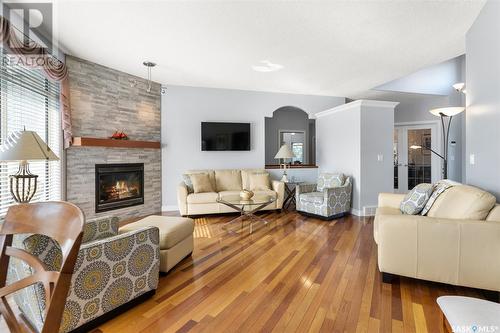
[{"xmin": 252, "ymin": 60, "xmax": 283, "ymax": 72}]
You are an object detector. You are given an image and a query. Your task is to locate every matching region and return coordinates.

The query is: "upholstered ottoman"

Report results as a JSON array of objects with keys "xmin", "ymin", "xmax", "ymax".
[{"xmin": 120, "ymin": 215, "xmax": 194, "ymax": 273}]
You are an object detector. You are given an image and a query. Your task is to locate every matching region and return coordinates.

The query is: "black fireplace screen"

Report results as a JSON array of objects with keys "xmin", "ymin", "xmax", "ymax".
[{"xmin": 95, "ymin": 163, "xmax": 144, "ymax": 213}]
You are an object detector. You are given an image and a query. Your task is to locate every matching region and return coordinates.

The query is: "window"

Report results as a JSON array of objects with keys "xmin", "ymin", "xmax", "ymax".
[{"xmin": 0, "ymin": 50, "xmax": 62, "ymax": 217}]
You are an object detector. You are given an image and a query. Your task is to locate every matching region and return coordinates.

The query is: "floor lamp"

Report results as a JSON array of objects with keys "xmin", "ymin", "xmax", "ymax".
[
  {"xmin": 410, "ymin": 107, "xmax": 465, "ymax": 180},
  {"xmin": 0, "ymin": 130, "xmax": 59, "ymax": 203}
]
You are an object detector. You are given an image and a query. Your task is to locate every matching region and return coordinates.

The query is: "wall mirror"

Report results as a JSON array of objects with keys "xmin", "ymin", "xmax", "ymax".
[{"xmin": 265, "ymin": 106, "xmax": 316, "ymax": 167}]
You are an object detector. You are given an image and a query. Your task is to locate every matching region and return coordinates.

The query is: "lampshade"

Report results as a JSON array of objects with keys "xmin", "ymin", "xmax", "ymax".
[
  {"xmin": 429, "ymin": 107, "xmax": 465, "ymax": 117},
  {"xmin": 452, "ymin": 82, "xmax": 465, "ymax": 92},
  {"xmin": 0, "ymin": 130, "xmax": 59, "ymax": 162},
  {"xmin": 274, "ymin": 144, "xmax": 294, "ymax": 159}
]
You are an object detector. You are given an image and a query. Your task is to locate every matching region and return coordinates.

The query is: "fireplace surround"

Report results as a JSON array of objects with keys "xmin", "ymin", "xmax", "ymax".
[{"xmin": 95, "ymin": 163, "xmax": 144, "ymax": 213}]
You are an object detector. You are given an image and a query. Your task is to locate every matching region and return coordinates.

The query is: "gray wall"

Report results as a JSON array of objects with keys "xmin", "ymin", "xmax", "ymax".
[
  {"xmin": 161, "ymin": 85, "xmax": 344, "ymax": 209},
  {"xmin": 394, "ymin": 92, "xmax": 465, "ymax": 182},
  {"xmin": 316, "ymin": 100, "xmax": 395, "ymax": 215},
  {"xmin": 465, "ymin": 0, "xmax": 500, "ymax": 198},
  {"xmin": 65, "ymin": 56, "xmax": 162, "ymax": 219},
  {"xmin": 264, "ymin": 106, "xmax": 314, "ymax": 165}
]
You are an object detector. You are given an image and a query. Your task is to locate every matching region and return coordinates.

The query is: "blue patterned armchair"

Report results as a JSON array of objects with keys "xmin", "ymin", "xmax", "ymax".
[
  {"xmin": 8, "ymin": 216, "xmax": 160, "ymax": 333},
  {"xmin": 296, "ymin": 173, "xmax": 352, "ymax": 219}
]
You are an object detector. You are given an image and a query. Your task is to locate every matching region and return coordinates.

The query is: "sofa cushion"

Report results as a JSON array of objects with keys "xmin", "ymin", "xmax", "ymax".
[
  {"xmin": 120, "ymin": 215, "xmax": 194, "ymax": 249},
  {"xmin": 186, "ymin": 169, "xmax": 216, "ymax": 189},
  {"xmin": 486, "ymin": 204, "xmax": 500, "ymax": 222},
  {"xmin": 427, "ymin": 185, "xmax": 496, "ymax": 220},
  {"xmin": 317, "ymin": 173, "xmax": 345, "ymax": 192},
  {"xmin": 300, "ymin": 192, "xmax": 324, "ymax": 204},
  {"xmin": 253, "ymin": 190, "xmax": 277, "ymax": 200},
  {"xmin": 376, "ymin": 207, "xmax": 402, "ymax": 216},
  {"xmin": 248, "ymin": 173, "xmax": 271, "ymax": 191},
  {"xmin": 400, "ymin": 183, "xmax": 433, "ymax": 215},
  {"xmin": 190, "ymin": 173, "xmax": 215, "ymax": 193},
  {"xmin": 421, "ymin": 180, "xmax": 459, "ymax": 215},
  {"xmin": 241, "ymin": 169, "xmax": 267, "ymax": 189},
  {"xmin": 215, "ymin": 169, "xmax": 242, "ymax": 191},
  {"xmin": 218, "ymin": 191, "xmax": 241, "ymax": 201},
  {"xmin": 187, "ymin": 192, "xmax": 218, "ymax": 204}
]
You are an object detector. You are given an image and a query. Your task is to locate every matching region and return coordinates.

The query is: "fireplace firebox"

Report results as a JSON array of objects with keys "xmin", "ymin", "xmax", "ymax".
[{"xmin": 95, "ymin": 163, "xmax": 144, "ymax": 213}]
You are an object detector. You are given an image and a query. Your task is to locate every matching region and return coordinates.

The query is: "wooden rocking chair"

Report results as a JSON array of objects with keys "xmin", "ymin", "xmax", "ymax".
[{"xmin": 0, "ymin": 202, "xmax": 84, "ymax": 333}]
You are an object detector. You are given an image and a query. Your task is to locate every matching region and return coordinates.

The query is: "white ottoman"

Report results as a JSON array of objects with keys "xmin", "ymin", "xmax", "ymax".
[{"xmin": 120, "ymin": 215, "xmax": 194, "ymax": 273}]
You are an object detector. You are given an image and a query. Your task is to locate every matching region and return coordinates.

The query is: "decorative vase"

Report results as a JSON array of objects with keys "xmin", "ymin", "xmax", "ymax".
[{"xmin": 240, "ymin": 189, "xmax": 254, "ymax": 200}]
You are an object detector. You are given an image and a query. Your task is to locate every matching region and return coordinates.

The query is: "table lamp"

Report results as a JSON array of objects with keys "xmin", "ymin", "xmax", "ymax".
[
  {"xmin": 274, "ymin": 144, "xmax": 294, "ymax": 182},
  {"xmin": 0, "ymin": 130, "xmax": 59, "ymax": 203}
]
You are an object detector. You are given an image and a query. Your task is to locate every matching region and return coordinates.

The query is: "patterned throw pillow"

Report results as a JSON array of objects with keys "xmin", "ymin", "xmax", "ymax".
[
  {"xmin": 400, "ymin": 183, "xmax": 434, "ymax": 215},
  {"xmin": 182, "ymin": 174, "xmax": 194, "ymax": 193},
  {"xmin": 420, "ymin": 179, "xmax": 460, "ymax": 215},
  {"xmin": 317, "ymin": 173, "xmax": 345, "ymax": 192}
]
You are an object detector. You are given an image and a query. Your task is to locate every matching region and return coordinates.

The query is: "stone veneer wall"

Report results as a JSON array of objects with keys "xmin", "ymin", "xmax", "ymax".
[{"xmin": 65, "ymin": 56, "xmax": 161, "ymax": 219}]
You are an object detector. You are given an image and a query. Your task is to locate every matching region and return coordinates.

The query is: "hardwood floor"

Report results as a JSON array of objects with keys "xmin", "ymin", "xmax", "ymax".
[
  {"xmin": 0, "ymin": 210, "xmax": 489, "ymax": 332},
  {"xmin": 92, "ymin": 211, "xmax": 487, "ymax": 333}
]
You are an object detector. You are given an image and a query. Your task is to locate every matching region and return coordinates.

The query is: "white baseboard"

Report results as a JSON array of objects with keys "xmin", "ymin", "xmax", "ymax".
[
  {"xmin": 350, "ymin": 206, "xmax": 376, "ymax": 217},
  {"xmin": 350, "ymin": 208, "xmax": 363, "ymax": 216},
  {"xmin": 162, "ymin": 205, "xmax": 179, "ymax": 212}
]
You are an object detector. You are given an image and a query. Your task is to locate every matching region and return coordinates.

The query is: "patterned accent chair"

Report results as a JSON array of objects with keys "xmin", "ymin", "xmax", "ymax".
[
  {"xmin": 296, "ymin": 173, "xmax": 352, "ymax": 219},
  {"xmin": 8, "ymin": 216, "xmax": 160, "ymax": 333}
]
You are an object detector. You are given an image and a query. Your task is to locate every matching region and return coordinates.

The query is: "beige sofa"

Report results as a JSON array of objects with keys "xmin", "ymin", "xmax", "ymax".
[
  {"xmin": 375, "ymin": 185, "xmax": 500, "ymax": 292},
  {"xmin": 177, "ymin": 169, "xmax": 284, "ymax": 216}
]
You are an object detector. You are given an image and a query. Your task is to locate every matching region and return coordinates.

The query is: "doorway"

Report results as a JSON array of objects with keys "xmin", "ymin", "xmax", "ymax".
[{"xmin": 394, "ymin": 122, "xmax": 441, "ymax": 193}]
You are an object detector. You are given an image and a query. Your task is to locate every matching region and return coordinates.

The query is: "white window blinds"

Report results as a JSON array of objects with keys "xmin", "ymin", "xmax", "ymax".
[{"xmin": 0, "ymin": 51, "xmax": 62, "ymax": 216}]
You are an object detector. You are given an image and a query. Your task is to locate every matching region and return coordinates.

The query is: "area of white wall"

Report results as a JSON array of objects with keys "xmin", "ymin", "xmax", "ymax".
[
  {"xmin": 465, "ymin": 0, "xmax": 500, "ymax": 199},
  {"xmin": 393, "ymin": 93, "xmax": 465, "ymax": 182},
  {"xmin": 316, "ymin": 100, "xmax": 397, "ymax": 215},
  {"xmin": 316, "ymin": 103, "xmax": 361, "ymax": 210},
  {"xmin": 161, "ymin": 85, "xmax": 345, "ymax": 210},
  {"xmin": 375, "ymin": 57, "xmax": 463, "ymax": 95}
]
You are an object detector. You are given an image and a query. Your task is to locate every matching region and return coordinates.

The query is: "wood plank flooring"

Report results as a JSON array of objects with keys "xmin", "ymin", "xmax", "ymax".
[
  {"xmin": 0, "ymin": 210, "xmax": 489, "ymax": 332},
  {"xmin": 92, "ymin": 211, "xmax": 488, "ymax": 333}
]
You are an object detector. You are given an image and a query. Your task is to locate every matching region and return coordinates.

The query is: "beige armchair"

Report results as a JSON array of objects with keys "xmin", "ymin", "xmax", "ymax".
[{"xmin": 375, "ymin": 188, "xmax": 500, "ymax": 292}]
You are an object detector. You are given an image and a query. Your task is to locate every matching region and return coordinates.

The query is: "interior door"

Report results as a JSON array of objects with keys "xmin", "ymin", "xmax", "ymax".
[{"xmin": 394, "ymin": 124, "xmax": 440, "ymax": 193}]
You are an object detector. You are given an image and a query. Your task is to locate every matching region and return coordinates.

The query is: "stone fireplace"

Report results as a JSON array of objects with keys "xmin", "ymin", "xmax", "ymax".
[
  {"xmin": 95, "ymin": 163, "xmax": 144, "ymax": 213},
  {"xmin": 65, "ymin": 56, "xmax": 161, "ymax": 219}
]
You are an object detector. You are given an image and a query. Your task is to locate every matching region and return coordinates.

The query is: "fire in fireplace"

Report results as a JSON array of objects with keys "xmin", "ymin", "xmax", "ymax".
[{"xmin": 95, "ymin": 163, "xmax": 144, "ymax": 213}]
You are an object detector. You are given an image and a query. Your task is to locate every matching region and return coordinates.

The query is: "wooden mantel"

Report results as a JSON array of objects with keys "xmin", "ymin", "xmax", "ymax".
[{"xmin": 72, "ymin": 137, "xmax": 161, "ymax": 149}]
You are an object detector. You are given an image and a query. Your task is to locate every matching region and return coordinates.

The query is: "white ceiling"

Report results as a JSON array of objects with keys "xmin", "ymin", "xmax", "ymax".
[{"xmin": 53, "ymin": 0, "xmax": 485, "ymax": 98}]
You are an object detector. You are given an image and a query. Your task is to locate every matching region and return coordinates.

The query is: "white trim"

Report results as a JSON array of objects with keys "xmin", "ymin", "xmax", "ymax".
[
  {"xmin": 350, "ymin": 208, "xmax": 363, "ymax": 216},
  {"xmin": 315, "ymin": 99, "xmax": 399, "ymax": 118},
  {"xmin": 162, "ymin": 205, "xmax": 179, "ymax": 212}
]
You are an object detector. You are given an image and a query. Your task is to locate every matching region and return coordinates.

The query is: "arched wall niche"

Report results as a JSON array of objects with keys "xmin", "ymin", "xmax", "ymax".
[{"xmin": 264, "ymin": 106, "xmax": 316, "ymax": 166}]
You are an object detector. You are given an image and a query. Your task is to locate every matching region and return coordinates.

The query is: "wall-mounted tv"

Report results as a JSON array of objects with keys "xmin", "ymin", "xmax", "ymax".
[{"xmin": 201, "ymin": 122, "xmax": 250, "ymax": 151}]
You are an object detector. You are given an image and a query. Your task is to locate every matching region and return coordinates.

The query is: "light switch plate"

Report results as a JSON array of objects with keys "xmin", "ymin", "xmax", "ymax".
[
  {"xmin": 470, "ymin": 154, "xmax": 475, "ymax": 165},
  {"xmin": 377, "ymin": 154, "xmax": 383, "ymax": 162}
]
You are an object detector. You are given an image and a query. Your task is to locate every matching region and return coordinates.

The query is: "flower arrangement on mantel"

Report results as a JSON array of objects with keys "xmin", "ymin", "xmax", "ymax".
[{"xmin": 110, "ymin": 130, "xmax": 129, "ymax": 140}]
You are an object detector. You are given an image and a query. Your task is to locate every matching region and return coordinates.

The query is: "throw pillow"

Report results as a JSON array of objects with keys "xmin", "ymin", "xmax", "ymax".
[
  {"xmin": 400, "ymin": 183, "xmax": 434, "ymax": 215},
  {"xmin": 182, "ymin": 174, "xmax": 194, "ymax": 193},
  {"xmin": 190, "ymin": 173, "xmax": 214, "ymax": 193},
  {"xmin": 317, "ymin": 173, "xmax": 345, "ymax": 192},
  {"xmin": 420, "ymin": 179, "xmax": 459, "ymax": 215},
  {"xmin": 248, "ymin": 173, "xmax": 271, "ymax": 191}
]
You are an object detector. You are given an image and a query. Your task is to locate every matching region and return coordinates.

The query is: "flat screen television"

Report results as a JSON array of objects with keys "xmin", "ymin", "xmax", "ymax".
[{"xmin": 201, "ymin": 122, "xmax": 250, "ymax": 151}]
